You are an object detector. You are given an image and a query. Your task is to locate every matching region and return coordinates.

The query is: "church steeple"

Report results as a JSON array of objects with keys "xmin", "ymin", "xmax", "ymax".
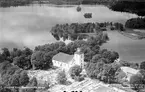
[
  {"xmin": 74, "ymin": 48, "xmax": 84, "ymax": 69},
  {"xmin": 75, "ymin": 48, "xmax": 83, "ymax": 55}
]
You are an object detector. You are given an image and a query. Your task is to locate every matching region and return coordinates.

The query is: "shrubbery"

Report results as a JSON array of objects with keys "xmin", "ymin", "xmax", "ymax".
[
  {"xmin": 130, "ymin": 74, "xmax": 144, "ymax": 91},
  {"xmin": 69, "ymin": 65, "xmax": 84, "ymax": 81},
  {"xmin": 56, "ymin": 71, "xmax": 67, "ymax": 85}
]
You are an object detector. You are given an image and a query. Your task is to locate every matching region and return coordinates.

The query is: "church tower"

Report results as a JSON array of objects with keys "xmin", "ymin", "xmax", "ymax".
[{"xmin": 74, "ymin": 48, "xmax": 84, "ymax": 69}]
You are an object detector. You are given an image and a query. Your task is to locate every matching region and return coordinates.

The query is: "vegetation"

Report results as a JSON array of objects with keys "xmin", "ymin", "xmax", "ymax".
[
  {"xmin": 130, "ymin": 74, "xmax": 144, "ymax": 92},
  {"xmin": 0, "ymin": 0, "xmax": 114, "ymax": 7},
  {"xmin": 0, "ymin": 47, "xmax": 33, "ymax": 70},
  {"xmin": 125, "ymin": 18, "xmax": 145, "ymax": 29},
  {"xmin": 69, "ymin": 65, "xmax": 84, "ymax": 81},
  {"xmin": 85, "ymin": 49, "xmax": 119, "ymax": 83},
  {"xmin": 109, "ymin": 0, "xmax": 145, "ymax": 16},
  {"xmin": 31, "ymin": 51, "xmax": 53, "ymax": 70},
  {"xmin": 0, "ymin": 84, "xmax": 12, "ymax": 92},
  {"xmin": 0, "ymin": 0, "xmax": 33, "ymax": 7},
  {"xmin": 21, "ymin": 77, "xmax": 38, "ymax": 92},
  {"xmin": 56, "ymin": 71, "xmax": 67, "ymax": 85},
  {"xmin": 50, "ymin": 23, "xmax": 99, "ymax": 41},
  {"xmin": 140, "ymin": 61, "xmax": 145, "ymax": 70},
  {"xmin": 0, "ymin": 61, "xmax": 30, "ymax": 92},
  {"xmin": 50, "ymin": 22, "xmax": 124, "ymax": 41},
  {"xmin": 1, "ymin": 0, "xmax": 145, "ymax": 18}
]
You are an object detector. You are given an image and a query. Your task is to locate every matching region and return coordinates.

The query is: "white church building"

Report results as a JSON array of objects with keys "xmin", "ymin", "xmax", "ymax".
[{"xmin": 52, "ymin": 48, "xmax": 85, "ymax": 71}]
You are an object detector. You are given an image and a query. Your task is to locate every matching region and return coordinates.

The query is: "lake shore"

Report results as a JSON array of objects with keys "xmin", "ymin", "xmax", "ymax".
[{"xmin": 118, "ymin": 29, "xmax": 145, "ymax": 40}]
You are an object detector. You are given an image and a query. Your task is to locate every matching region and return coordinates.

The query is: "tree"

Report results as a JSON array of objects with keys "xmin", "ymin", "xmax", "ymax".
[
  {"xmin": 0, "ymin": 53, "xmax": 4, "ymax": 63},
  {"xmin": 101, "ymin": 64, "xmax": 117, "ymax": 83},
  {"xmin": 1, "ymin": 48, "xmax": 10, "ymax": 58},
  {"xmin": 22, "ymin": 47, "xmax": 33, "ymax": 56},
  {"xmin": 19, "ymin": 71, "xmax": 29, "ymax": 86},
  {"xmin": 140, "ymin": 61, "xmax": 145, "ymax": 70},
  {"xmin": 56, "ymin": 71, "xmax": 67, "ymax": 85},
  {"xmin": 130, "ymin": 74, "xmax": 144, "ymax": 92},
  {"xmin": 101, "ymin": 50, "xmax": 119, "ymax": 64},
  {"xmin": 13, "ymin": 55, "xmax": 31, "ymax": 70},
  {"xmin": 69, "ymin": 65, "xmax": 82, "ymax": 79},
  {"xmin": 91, "ymin": 54, "xmax": 102, "ymax": 63},
  {"xmin": 0, "ymin": 84, "xmax": 12, "ymax": 92},
  {"xmin": 139, "ymin": 69, "xmax": 145, "ymax": 84},
  {"xmin": 85, "ymin": 61, "xmax": 105, "ymax": 79},
  {"xmin": 10, "ymin": 48, "xmax": 22, "ymax": 58},
  {"xmin": 1, "ymin": 48, "xmax": 10, "ymax": 61},
  {"xmin": 31, "ymin": 51, "xmax": 52, "ymax": 70},
  {"xmin": 22, "ymin": 77, "xmax": 38, "ymax": 92},
  {"xmin": 0, "ymin": 61, "xmax": 11, "ymax": 73},
  {"xmin": 8, "ymin": 74, "xmax": 20, "ymax": 86}
]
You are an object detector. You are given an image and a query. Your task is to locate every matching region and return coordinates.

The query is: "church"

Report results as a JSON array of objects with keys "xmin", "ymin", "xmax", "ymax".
[{"xmin": 52, "ymin": 48, "xmax": 85, "ymax": 71}]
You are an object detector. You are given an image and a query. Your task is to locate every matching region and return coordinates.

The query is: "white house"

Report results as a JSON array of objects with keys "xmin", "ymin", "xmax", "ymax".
[
  {"xmin": 52, "ymin": 48, "xmax": 85, "ymax": 72},
  {"xmin": 120, "ymin": 66, "xmax": 140, "ymax": 81}
]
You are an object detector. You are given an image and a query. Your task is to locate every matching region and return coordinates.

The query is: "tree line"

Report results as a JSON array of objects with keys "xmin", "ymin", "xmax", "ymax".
[
  {"xmin": 1, "ymin": 0, "xmax": 145, "ymax": 17},
  {"xmin": 125, "ymin": 17, "xmax": 145, "ymax": 29},
  {"xmin": 0, "ymin": 0, "xmax": 33, "ymax": 7},
  {"xmin": 50, "ymin": 22, "xmax": 124, "ymax": 41},
  {"xmin": 109, "ymin": 0, "xmax": 145, "ymax": 16}
]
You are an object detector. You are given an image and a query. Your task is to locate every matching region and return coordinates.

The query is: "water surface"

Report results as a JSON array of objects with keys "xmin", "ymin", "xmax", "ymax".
[
  {"xmin": 1, "ymin": 5, "xmax": 144, "ymax": 63},
  {"xmin": 102, "ymin": 31, "xmax": 145, "ymax": 63}
]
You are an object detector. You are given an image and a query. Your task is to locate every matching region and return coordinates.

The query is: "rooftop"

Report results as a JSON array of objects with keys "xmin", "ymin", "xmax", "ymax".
[{"xmin": 52, "ymin": 52, "xmax": 74, "ymax": 63}]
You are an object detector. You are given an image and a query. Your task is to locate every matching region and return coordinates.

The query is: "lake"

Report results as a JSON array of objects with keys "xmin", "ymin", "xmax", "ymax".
[{"xmin": 0, "ymin": 4, "xmax": 144, "ymax": 63}]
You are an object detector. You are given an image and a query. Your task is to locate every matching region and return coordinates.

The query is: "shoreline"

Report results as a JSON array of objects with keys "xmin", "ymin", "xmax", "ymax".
[
  {"xmin": 118, "ymin": 31, "xmax": 140, "ymax": 40},
  {"xmin": 118, "ymin": 30, "xmax": 145, "ymax": 40}
]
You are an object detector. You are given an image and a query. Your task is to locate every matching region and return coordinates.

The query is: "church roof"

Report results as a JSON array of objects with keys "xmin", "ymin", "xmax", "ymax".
[{"xmin": 52, "ymin": 52, "xmax": 74, "ymax": 64}]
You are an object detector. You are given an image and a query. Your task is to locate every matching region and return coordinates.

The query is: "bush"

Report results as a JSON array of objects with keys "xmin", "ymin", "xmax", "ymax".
[
  {"xmin": 130, "ymin": 74, "xmax": 144, "ymax": 91},
  {"xmin": 22, "ymin": 77, "xmax": 38, "ymax": 92},
  {"xmin": 56, "ymin": 71, "xmax": 67, "ymax": 85},
  {"xmin": 69, "ymin": 65, "xmax": 82, "ymax": 79}
]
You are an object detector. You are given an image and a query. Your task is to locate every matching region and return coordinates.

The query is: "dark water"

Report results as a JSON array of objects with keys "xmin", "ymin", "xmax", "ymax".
[{"xmin": 1, "ymin": 5, "xmax": 144, "ymax": 63}]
